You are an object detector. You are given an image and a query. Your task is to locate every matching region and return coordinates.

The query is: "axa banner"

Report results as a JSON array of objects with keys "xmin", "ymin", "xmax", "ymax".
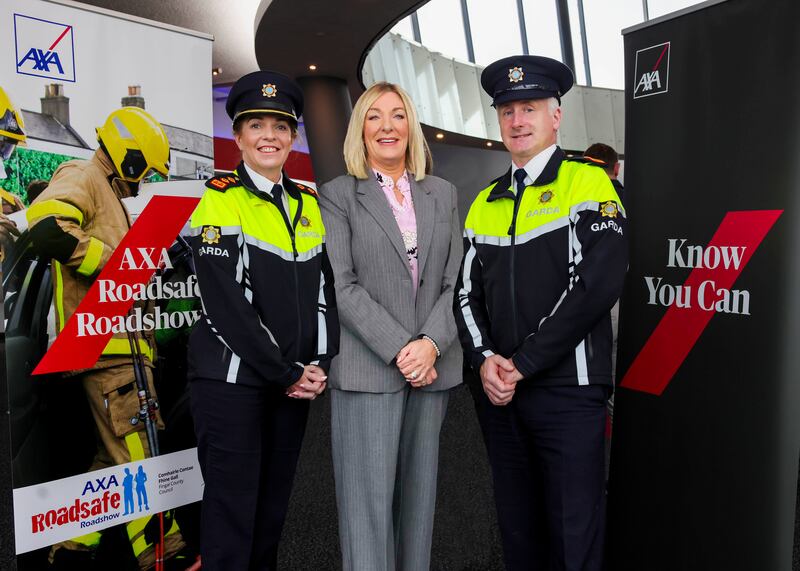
[
  {"xmin": 0, "ymin": 1, "xmax": 213, "ymax": 568},
  {"xmin": 609, "ymin": 1, "xmax": 800, "ymax": 570},
  {"xmin": 14, "ymin": 448, "xmax": 202, "ymax": 554}
]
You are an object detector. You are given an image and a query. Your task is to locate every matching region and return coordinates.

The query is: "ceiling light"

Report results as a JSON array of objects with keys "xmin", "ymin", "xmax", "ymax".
[
  {"xmin": 212, "ymin": 67, "xmax": 222, "ymax": 76},
  {"xmin": 486, "ymin": 141, "xmax": 493, "ymax": 147},
  {"xmin": 435, "ymin": 133, "xmax": 444, "ymax": 140},
  {"xmin": 308, "ymin": 64, "xmax": 317, "ymax": 71}
]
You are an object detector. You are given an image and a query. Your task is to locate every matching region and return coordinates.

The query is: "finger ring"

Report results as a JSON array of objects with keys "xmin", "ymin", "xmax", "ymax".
[{"xmin": 410, "ymin": 371, "xmax": 419, "ymax": 380}]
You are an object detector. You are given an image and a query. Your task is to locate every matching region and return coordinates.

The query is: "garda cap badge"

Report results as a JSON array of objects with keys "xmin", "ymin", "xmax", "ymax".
[
  {"xmin": 300, "ymin": 216, "xmax": 311, "ymax": 227},
  {"xmin": 508, "ymin": 66, "xmax": 524, "ymax": 83},
  {"xmin": 201, "ymin": 225, "xmax": 222, "ymax": 244},
  {"xmin": 600, "ymin": 201, "xmax": 619, "ymax": 218},
  {"xmin": 539, "ymin": 189, "xmax": 554, "ymax": 204},
  {"xmin": 262, "ymin": 83, "xmax": 277, "ymax": 98}
]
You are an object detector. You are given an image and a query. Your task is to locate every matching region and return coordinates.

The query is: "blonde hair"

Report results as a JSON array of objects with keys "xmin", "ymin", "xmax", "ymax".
[{"xmin": 343, "ymin": 82, "xmax": 431, "ymax": 180}]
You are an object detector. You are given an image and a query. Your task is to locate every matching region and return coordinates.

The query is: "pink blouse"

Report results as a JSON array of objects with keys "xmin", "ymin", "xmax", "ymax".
[{"xmin": 374, "ymin": 169, "xmax": 418, "ymax": 294}]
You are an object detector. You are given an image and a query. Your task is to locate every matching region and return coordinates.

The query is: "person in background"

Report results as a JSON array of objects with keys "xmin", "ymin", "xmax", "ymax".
[
  {"xmin": 319, "ymin": 81, "xmax": 462, "ymax": 571},
  {"xmin": 187, "ymin": 70, "xmax": 339, "ymax": 571},
  {"xmin": 455, "ymin": 56, "xmax": 628, "ymax": 571},
  {"xmin": 584, "ymin": 142, "xmax": 624, "ymax": 204}
]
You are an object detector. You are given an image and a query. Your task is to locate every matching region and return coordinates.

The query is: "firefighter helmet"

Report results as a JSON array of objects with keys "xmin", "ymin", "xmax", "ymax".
[
  {"xmin": 96, "ymin": 107, "xmax": 170, "ymax": 182},
  {"xmin": 0, "ymin": 86, "xmax": 26, "ymax": 161}
]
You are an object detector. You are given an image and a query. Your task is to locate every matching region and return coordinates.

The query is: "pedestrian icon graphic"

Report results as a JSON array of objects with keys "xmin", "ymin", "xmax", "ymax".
[
  {"xmin": 122, "ymin": 468, "xmax": 135, "ymax": 515},
  {"xmin": 135, "ymin": 465, "xmax": 149, "ymax": 512}
]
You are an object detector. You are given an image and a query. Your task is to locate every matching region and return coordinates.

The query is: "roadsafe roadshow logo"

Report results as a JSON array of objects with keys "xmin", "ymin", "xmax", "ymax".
[
  {"xmin": 633, "ymin": 42, "xmax": 670, "ymax": 99},
  {"xmin": 14, "ymin": 13, "xmax": 76, "ymax": 82},
  {"xmin": 30, "ymin": 464, "xmax": 150, "ymax": 533},
  {"xmin": 620, "ymin": 210, "xmax": 782, "ymax": 396}
]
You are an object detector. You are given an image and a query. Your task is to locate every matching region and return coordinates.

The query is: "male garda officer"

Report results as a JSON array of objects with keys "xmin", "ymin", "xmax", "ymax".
[
  {"xmin": 27, "ymin": 107, "xmax": 183, "ymax": 569},
  {"xmin": 455, "ymin": 56, "xmax": 627, "ymax": 570}
]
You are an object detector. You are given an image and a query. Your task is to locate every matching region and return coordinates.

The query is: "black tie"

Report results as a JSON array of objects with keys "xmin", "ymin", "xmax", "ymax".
[
  {"xmin": 272, "ymin": 183, "xmax": 284, "ymax": 205},
  {"xmin": 513, "ymin": 168, "xmax": 527, "ymax": 195},
  {"xmin": 272, "ymin": 183, "xmax": 287, "ymax": 217}
]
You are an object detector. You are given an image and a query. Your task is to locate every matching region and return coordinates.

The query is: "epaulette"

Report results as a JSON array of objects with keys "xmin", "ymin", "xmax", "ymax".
[
  {"xmin": 205, "ymin": 174, "xmax": 240, "ymax": 192},
  {"xmin": 295, "ymin": 182, "xmax": 318, "ymax": 198},
  {"xmin": 567, "ymin": 155, "xmax": 607, "ymax": 168}
]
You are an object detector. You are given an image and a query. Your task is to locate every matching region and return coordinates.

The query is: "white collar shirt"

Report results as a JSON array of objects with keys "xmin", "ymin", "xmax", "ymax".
[
  {"xmin": 244, "ymin": 162, "xmax": 288, "ymax": 213},
  {"xmin": 510, "ymin": 143, "xmax": 557, "ymax": 193}
]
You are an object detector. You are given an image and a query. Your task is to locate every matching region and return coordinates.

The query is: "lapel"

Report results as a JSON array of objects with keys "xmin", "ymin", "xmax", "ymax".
[
  {"xmin": 411, "ymin": 176, "xmax": 433, "ymax": 278},
  {"xmin": 355, "ymin": 175, "xmax": 412, "ymax": 278}
]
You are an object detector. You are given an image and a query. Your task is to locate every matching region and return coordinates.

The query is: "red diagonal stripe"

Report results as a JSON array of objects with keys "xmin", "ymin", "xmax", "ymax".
[
  {"xmin": 652, "ymin": 43, "xmax": 669, "ymax": 71},
  {"xmin": 33, "ymin": 196, "xmax": 200, "ymax": 375},
  {"xmin": 48, "ymin": 25, "xmax": 72, "ymax": 51},
  {"xmin": 620, "ymin": 210, "xmax": 782, "ymax": 396}
]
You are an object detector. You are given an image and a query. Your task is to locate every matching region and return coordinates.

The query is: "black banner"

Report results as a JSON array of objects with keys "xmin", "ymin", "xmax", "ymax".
[{"xmin": 610, "ymin": 1, "xmax": 800, "ymax": 570}]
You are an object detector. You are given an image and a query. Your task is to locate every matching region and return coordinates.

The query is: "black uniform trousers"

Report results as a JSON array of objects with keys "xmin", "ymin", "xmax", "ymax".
[
  {"xmin": 469, "ymin": 377, "xmax": 608, "ymax": 571},
  {"xmin": 190, "ymin": 378, "xmax": 309, "ymax": 571}
]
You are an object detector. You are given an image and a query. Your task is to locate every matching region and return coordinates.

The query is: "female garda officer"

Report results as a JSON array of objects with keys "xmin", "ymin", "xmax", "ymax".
[{"xmin": 187, "ymin": 71, "xmax": 339, "ymax": 571}]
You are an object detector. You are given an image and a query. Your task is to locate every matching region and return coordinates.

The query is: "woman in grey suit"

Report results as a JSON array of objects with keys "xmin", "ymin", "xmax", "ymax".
[{"xmin": 319, "ymin": 82, "xmax": 463, "ymax": 571}]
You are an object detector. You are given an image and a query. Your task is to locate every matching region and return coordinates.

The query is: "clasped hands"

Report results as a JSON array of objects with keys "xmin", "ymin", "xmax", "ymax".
[
  {"xmin": 286, "ymin": 364, "xmax": 327, "ymax": 400},
  {"xmin": 396, "ymin": 339, "xmax": 438, "ymax": 388},
  {"xmin": 479, "ymin": 354, "xmax": 523, "ymax": 406}
]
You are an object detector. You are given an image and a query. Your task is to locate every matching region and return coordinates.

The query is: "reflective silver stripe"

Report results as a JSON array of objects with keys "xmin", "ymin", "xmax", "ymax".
[
  {"xmin": 297, "ymin": 245, "xmax": 324, "ymax": 262},
  {"xmin": 226, "ymin": 353, "xmax": 241, "ymax": 383},
  {"xmin": 575, "ymin": 339, "xmax": 589, "ymax": 386},
  {"xmin": 471, "ymin": 217, "xmax": 569, "ymax": 247},
  {"xmin": 221, "ymin": 235, "xmax": 245, "ymax": 382},
  {"xmin": 570, "ymin": 201, "xmax": 598, "ymax": 219},
  {"xmin": 572, "ymin": 213, "xmax": 584, "ymax": 267},
  {"xmin": 197, "ymin": 283, "xmax": 239, "ymax": 383},
  {"xmin": 243, "ymin": 235, "xmax": 323, "ymax": 262},
  {"xmin": 188, "ymin": 225, "xmax": 241, "ymax": 236},
  {"xmin": 241, "ymin": 233, "xmax": 281, "ymax": 348},
  {"xmin": 458, "ymin": 238, "xmax": 485, "ymax": 349},
  {"xmin": 482, "ymin": 349, "xmax": 495, "ymax": 359},
  {"xmin": 316, "ymin": 269, "xmax": 328, "ymax": 357},
  {"xmin": 538, "ymin": 286, "xmax": 569, "ymax": 329}
]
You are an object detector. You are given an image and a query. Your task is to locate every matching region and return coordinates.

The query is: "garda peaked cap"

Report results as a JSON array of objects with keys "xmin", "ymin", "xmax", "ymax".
[
  {"xmin": 226, "ymin": 70, "xmax": 304, "ymax": 123},
  {"xmin": 481, "ymin": 55, "xmax": 574, "ymax": 106}
]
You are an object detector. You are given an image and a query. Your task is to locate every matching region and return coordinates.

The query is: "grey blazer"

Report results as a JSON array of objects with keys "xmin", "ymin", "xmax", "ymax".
[{"xmin": 319, "ymin": 173, "xmax": 463, "ymax": 393}]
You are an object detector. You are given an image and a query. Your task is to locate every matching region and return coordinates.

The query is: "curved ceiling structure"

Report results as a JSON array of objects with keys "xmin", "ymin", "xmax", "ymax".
[{"xmin": 254, "ymin": 0, "xmax": 427, "ymax": 99}]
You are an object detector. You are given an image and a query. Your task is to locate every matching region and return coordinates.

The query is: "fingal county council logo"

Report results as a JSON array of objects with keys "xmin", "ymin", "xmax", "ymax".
[
  {"xmin": 633, "ymin": 41, "xmax": 670, "ymax": 99},
  {"xmin": 14, "ymin": 14, "xmax": 76, "ymax": 82}
]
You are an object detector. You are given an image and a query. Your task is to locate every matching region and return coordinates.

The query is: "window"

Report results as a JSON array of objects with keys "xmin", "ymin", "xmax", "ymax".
[
  {"xmin": 390, "ymin": 15, "xmax": 415, "ymax": 41},
  {"xmin": 522, "ymin": 0, "xmax": 563, "ymax": 61},
  {"xmin": 647, "ymin": 0, "xmax": 707, "ymax": 19},
  {"xmin": 417, "ymin": 0, "xmax": 470, "ymax": 61},
  {"xmin": 583, "ymin": 0, "xmax": 645, "ymax": 88},
  {"xmin": 467, "ymin": 0, "xmax": 524, "ymax": 65}
]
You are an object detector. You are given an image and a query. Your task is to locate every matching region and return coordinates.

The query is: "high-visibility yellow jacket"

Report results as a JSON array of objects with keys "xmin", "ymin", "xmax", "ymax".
[
  {"xmin": 27, "ymin": 149, "xmax": 153, "ymax": 369},
  {"xmin": 187, "ymin": 163, "xmax": 339, "ymax": 388},
  {"xmin": 455, "ymin": 148, "xmax": 628, "ymax": 387}
]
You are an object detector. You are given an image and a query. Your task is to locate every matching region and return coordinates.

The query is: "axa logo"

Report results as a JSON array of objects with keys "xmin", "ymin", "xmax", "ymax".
[
  {"xmin": 14, "ymin": 14, "xmax": 76, "ymax": 82},
  {"xmin": 633, "ymin": 42, "xmax": 670, "ymax": 99}
]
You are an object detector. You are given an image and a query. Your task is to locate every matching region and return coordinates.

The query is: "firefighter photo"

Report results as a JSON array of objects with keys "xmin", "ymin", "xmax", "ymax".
[
  {"xmin": 0, "ymin": 85, "xmax": 28, "ymax": 259},
  {"xmin": 26, "ymin": 106, "xmax": 184, "ymax": 569}
]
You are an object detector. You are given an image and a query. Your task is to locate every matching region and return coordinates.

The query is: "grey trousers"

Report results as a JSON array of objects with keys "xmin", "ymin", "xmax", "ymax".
[{"xmin": 330, "ymin": 386, "xmax": 450, "ymax": 571}]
